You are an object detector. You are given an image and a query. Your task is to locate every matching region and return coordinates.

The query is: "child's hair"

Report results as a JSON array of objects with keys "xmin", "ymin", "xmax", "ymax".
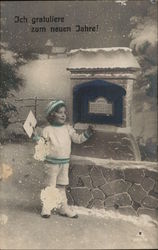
[{"xmin": 46, "ymin": 102, "xmax": 66, "ymax": 124}]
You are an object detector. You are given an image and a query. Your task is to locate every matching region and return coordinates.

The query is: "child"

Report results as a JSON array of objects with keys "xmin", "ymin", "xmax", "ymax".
[{"xmin": 35, "ymin": 100, "xmax": 93, "ymax": 219}]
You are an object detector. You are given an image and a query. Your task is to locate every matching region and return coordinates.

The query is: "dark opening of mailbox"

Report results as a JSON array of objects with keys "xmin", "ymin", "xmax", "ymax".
[{"xmin": 73, "ymin": 79, "xmax": 126, "ymax": 125}]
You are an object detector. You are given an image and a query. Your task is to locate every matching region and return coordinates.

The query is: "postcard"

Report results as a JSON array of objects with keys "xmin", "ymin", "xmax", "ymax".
[
  {"xmin": 0, "ymin": 0, "xmax": 157, "ymax": 249},
  {"xmin": 23, "ymin": 110, "xmax": 37, "ymax": 138}
]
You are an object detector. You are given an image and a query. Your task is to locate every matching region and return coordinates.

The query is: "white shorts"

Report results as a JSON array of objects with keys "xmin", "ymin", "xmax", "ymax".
[{"xmin": 44, "ymin": 163, "xmax": 69, "ymax": 186}]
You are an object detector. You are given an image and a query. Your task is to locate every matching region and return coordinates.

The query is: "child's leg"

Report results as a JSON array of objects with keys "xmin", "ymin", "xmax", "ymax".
[
  {"xmin": 57, "ymin": 185, "xmax": 78, "ymax": 218},
  {"xmin": 41, "ymin": 164, "xmax": 59, "ymax": 218},
  {"xmin": 54, "ymin": 163, "xmax": 78, "ymax": 218},
  {"xmin": 45, "ymin": 164, "xmax": 59, "ymax": 187}
]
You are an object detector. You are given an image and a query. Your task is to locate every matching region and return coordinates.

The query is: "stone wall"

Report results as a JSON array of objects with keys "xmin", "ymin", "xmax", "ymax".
[{"xmin": 67, "ymin": 156, "xmax": 158, "ymax": 219}]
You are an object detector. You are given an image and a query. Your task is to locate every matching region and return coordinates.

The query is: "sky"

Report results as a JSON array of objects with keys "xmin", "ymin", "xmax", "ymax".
[{"xmin": 1, "ymin": 0, "xmax": 153, "ymax": 55}]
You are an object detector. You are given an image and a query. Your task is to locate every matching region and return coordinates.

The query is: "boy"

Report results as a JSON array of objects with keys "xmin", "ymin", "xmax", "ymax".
[{"xmin": 35, "ymin": 100, "xmax": 93, "ymax": 218}]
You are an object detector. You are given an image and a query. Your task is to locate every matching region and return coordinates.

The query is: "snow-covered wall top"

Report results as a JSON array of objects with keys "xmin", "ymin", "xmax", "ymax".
[
  {"xmin": 67, "ymin": 47, "xmax": 140, "ymax": 70},
  {"xmin": 69, "ymin": 47, "xmax": 132, "ymax": 54}
]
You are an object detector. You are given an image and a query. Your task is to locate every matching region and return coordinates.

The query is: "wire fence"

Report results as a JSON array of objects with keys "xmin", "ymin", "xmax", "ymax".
[{"xmin": 14, "ymin": 97, "xmax": 55, "ymax": 124}]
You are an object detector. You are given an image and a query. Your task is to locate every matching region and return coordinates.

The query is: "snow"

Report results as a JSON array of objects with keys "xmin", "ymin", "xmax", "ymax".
[
  {"xmin": 1, "ymin": 48, "xmax": 17, "ymax": 65},
  {"xmin": 0, "ymin": 142, "xmax": 157, "ymax": 249},
  {"xmin": 1, "ymin": 206, "xmax": 157, "ymax": 249},
  {"xmin": 71, "ymin": 155, "xmax": 158, "ymax": 172},
  {"xmin": 34, "ymin": 137, "xmax": 49, "ymax": 161},
  {"xmin": 73, "ymin": 206, "xmax": 158, "ymax": 227},
  {"xmin": 67, "ymin": 47, "xmax": 140, "ymax": 70},
  {"xmin": 68, "ymin": 47, "xmax": 132, "ymax": 54},
  {"xmin": 40, "ymin": 186, "xmax": 62, "ymax": 211},
  {"xmin": 115, "ymin": 0, "xmax": 128, "ymax": 6}
]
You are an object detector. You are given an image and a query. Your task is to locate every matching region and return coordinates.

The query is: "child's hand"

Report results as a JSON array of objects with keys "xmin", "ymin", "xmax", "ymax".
[
  {"xmin": 32, "ymin": 127, "xmax": 36, "ymax": 137},
  {"xmin": 32, "ymin": 127, "xmax": 40, "ymax": 141}
]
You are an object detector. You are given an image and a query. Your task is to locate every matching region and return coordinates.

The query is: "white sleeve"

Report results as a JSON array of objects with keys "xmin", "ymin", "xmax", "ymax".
[{"xmin": 67, "ymin": 125, "xmax": 89, "ymax": 144}]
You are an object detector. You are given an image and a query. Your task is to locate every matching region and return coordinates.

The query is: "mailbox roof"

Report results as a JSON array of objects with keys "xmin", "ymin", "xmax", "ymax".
[{"xmin": 67, "ymin": 47, "xmax": 140, "ymax": 70}]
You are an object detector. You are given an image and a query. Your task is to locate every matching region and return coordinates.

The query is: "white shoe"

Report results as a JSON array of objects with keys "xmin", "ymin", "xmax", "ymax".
[
  {"xmin": 41, "ymin": 207, "xmax": 51, "ymax": 218},
  {"xmin": 59, "ymin": 204, "xmax": 78, "ymax": 218}
]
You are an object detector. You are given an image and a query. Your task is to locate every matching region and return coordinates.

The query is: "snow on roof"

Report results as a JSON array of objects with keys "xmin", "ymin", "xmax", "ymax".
[
  {"xmin": 51, "ymin": 47, "xmax": 67, "ymax": 54},
  {"xmin": 67, "ymin": 47, "xmax": 140, "ymax": 70},
  {"xmin": 68, "ymin": 47, "xmax": 132, "ymax": 54}
]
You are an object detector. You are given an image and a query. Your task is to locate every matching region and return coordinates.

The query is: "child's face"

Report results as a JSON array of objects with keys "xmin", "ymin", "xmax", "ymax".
[{"xmin": 53, "ymin": 106, "xmax": 67, "ymax": 125}]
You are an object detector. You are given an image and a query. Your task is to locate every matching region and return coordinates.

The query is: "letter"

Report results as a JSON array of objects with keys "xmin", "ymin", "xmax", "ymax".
[
  {"xmin": 22, "ymin": 16, "xmax": 28, "ymax": 23},
  {"xmin": 14, "ymin": 16, "xmax": 19, "ymax": 23},
  {"xmin": 75, "ymin": 25, "xmax": 80, "ymax": 32},
  {"xmin": 32, "ymin": 17, "xmax": 36, "ymax": 25}
]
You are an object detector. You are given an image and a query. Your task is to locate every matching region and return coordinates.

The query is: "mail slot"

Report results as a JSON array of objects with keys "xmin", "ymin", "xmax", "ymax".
[{"xmin": 73, "ymin": 79, "xmax": 126, "ymax": 125}]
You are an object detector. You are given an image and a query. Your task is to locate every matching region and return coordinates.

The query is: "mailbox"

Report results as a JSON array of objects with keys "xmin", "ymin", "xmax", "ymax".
[
  {"xmin": 73, "ymin": 79, "xmax": 126, "ymax": 125},
  {"xmin": 67, "ymin": 47, "xmax": 140, "ymax": 131}
]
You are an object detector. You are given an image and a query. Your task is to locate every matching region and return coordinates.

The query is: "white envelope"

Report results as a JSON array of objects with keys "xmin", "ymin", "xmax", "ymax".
[{"xmin": 23, "ymin": 110, "xmax": 37, "ymax": 138}]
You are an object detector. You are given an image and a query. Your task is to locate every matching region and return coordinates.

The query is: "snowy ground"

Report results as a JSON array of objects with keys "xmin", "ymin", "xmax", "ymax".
[
  {"xmin": 0, "ymin": 142, "xmax": 158, "ymax": 249},
  {"xmin": 0, "ymin": 205, "xmax": 158, "ymax": 249}
]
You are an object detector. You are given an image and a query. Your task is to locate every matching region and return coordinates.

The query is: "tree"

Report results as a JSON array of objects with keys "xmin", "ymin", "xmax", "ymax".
[
  {"xmin": 129, "ymin": 6, "xmax": 157, "ymax": 97},
  {"xmin": 0, "ymin": 44, "xmax": 25, "ymax": 128}
]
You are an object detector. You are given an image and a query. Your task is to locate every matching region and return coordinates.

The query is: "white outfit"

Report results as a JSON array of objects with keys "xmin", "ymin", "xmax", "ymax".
[
  {"xmin": 43, "ymin": 124, "xmax": 88, "ymax": 161},
  {"xmin": 38, "ymin": 123, "xmax": 90, "ymax": 217},
  {"xmin": 44, "ymin": 163, "xmax": 69, "ymax": 186},
  {"xmin": 42, "ymin": 124, "xmax": 89, "ymax": 185}
]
